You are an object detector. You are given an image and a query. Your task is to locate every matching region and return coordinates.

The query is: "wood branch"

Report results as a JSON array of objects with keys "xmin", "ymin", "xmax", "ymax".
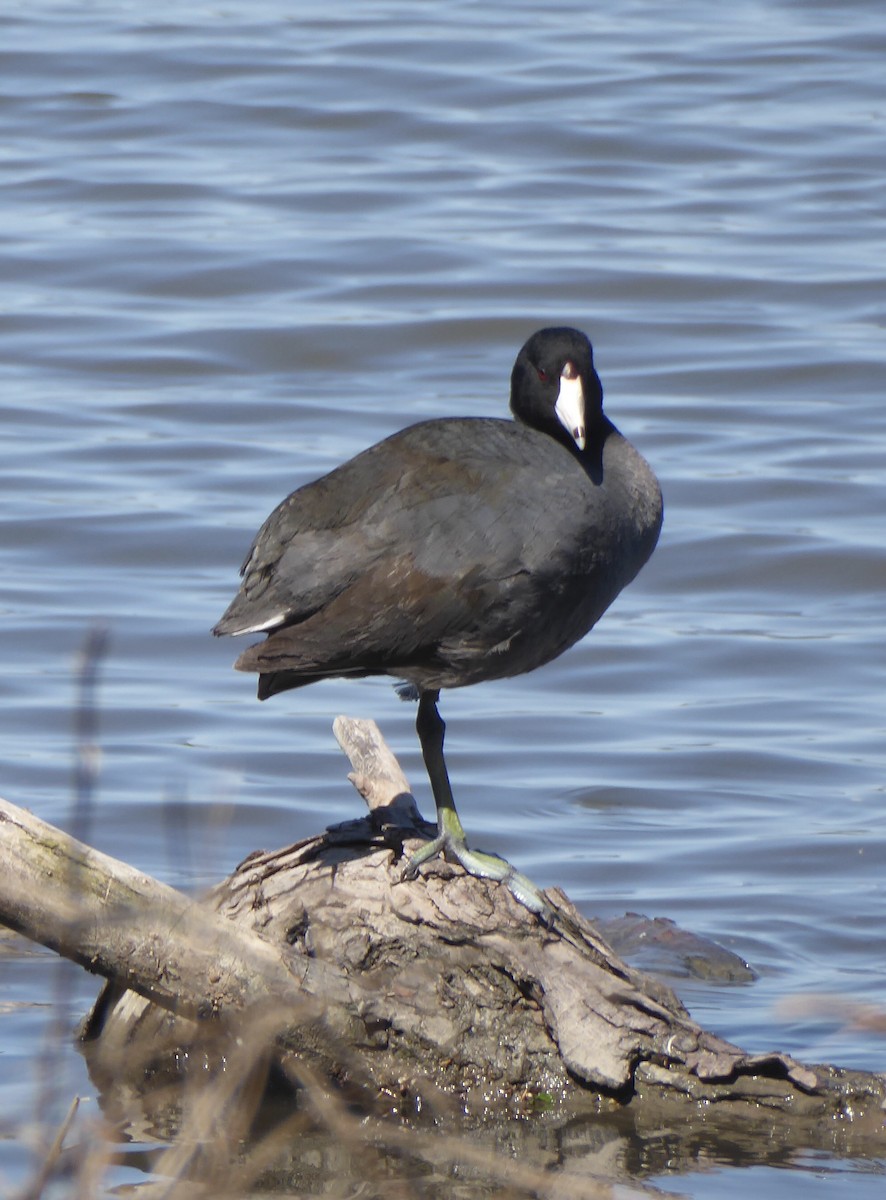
[
  {"xmin": 0, "ymin": 795, "xmax": 307, "ymax": 1021},
  {"xmin": 2, "ymin": 718, "xmax": 885, "ymax": 1141}
]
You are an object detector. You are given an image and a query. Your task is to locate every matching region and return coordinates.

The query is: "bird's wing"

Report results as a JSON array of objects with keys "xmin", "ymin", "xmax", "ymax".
[{"xmin": 213, "ymin": 421, "xmax": 573, "ymax": 645}]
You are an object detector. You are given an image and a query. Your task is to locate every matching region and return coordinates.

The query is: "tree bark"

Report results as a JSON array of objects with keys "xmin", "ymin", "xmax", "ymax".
[
  {"xmin": 0, "ymin": 795, "xmax": 307, "ymax": 1021},
  {"xmin": 2, "ymin": 718, "xmax": 884, "ymax": 1133}
]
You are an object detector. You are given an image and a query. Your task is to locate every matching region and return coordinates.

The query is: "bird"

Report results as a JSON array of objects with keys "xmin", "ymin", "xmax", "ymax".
[{"xmin": 213, "ymin": 326, "xmax": 662, "ymax": 915}]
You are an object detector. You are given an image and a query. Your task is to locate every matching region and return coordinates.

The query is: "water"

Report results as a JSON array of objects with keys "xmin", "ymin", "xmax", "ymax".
[{"xmin": 1, "ymin": 0, "xmax": 884, "ymax": 1193}]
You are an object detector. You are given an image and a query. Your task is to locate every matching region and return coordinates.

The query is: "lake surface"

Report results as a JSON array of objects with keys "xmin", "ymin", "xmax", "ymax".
[{"xmin": 1, "ymin": 0, "xmax": 884, "ymax": 1195}]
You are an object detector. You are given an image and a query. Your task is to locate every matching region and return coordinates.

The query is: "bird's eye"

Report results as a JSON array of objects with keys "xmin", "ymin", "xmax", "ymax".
[{"xmin": 536, "ymin": 368, "xmax": 549, "ymax": 383}]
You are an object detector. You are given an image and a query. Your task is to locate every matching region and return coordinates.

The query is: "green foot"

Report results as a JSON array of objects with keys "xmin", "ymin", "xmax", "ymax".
[{"xmin": 402, "ymin": 831, "xmax": 551, "ymax": 921}]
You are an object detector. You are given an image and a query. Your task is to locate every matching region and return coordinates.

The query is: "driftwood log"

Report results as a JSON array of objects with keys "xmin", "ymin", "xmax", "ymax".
[{"xmin": 1, "ymin": 717, "xmax": 885, "ymax": 1146}]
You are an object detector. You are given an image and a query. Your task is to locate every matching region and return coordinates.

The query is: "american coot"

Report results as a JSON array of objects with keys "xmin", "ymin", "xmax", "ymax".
[{"xmin": 214, "ymin": 327, "xmax": 662, "ymax": 915}]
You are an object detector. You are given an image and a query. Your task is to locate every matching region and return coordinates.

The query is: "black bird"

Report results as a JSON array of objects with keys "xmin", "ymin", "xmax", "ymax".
[{"xmin": 213, "ymin": 327, "xmax": 662, "ymax": 914}]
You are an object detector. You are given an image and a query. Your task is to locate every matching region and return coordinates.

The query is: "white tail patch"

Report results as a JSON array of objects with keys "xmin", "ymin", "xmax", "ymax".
[{"xmin": 230, "ymin": 612, "xmax": 286, "ymax": 635}]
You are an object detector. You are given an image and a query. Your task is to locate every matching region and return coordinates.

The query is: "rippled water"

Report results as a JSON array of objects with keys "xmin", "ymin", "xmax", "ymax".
[{"xmin": 1, "ymin": 1, "xmax": 884, "ymax": 1195}]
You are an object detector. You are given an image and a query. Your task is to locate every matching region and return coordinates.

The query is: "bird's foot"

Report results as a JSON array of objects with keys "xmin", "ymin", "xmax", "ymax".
[{"xmin": 402, "ymin": 832, "xmax": 551, "ymax": 921}]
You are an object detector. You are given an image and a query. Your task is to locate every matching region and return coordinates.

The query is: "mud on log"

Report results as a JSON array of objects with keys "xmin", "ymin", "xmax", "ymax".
[{"xmin": 1, "ymin": 718, "xmax": 884, "ymax": 1130}]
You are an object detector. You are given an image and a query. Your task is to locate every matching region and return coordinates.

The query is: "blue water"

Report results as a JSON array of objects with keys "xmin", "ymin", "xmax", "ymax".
[{"xmin": 1, "ymin": 0, "xmax": 884, "ymax": 1194}]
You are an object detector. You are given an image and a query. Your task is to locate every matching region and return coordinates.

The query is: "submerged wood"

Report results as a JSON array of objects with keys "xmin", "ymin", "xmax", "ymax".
[{"xmin": 2, "ymin": 719, "xmax": 885, "ymax": 1132}]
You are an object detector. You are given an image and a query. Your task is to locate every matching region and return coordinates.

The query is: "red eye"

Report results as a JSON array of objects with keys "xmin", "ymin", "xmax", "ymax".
[{"xmin": 537, "ymin": 368, "xmax": 548, "ymax": 383}]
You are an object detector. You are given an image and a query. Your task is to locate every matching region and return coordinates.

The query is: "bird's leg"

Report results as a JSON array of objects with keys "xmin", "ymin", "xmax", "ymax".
[
  {"xmin": 402, "ymin": 690, "xmax": 550, "ymax": 919},
  {"xmin": 413, "ymin": 688, "xmax": 467, "ymax": 843}
]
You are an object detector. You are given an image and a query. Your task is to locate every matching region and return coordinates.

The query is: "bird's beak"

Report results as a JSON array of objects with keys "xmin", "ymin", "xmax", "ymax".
[{"xmin": 554, "ymin": 362, "xmax": 586, "ymax": 450}]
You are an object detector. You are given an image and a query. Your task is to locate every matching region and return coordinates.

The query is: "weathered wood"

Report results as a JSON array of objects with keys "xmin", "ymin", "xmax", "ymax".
[
  {"xmin": 0, "ymin": 795, "xmax": 307, "ymax": 1021},
  {"xmin": 2, "ymin": 718, "xmax": 885, "ymax": 1136}
]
